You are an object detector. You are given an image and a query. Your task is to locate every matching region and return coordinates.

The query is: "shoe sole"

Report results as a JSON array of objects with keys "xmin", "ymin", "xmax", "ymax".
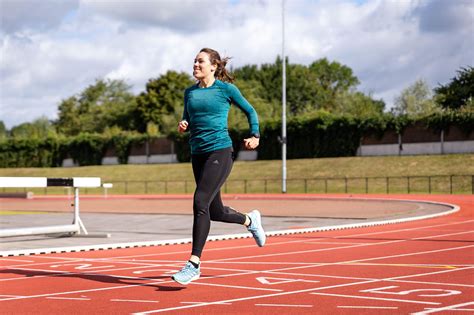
[{"xmin": 171, "ymin": 273, "xmax": 200, "ymax": 285}]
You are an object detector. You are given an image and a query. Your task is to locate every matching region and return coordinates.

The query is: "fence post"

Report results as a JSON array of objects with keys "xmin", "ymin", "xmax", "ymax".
[
  {"xmin": 365, "ymin": 177, "xmax": 369, "ymax": 194},
  {"xmin": 304, "ymin": 179, "xmax": 307, "ymax": 193},
  {"xmin": 165, "ymin": 181, "xmax": 168, "ymax": 194},
  {"xmin": 125, "ymin": 181, "xmax": 128, "ymax": 194},
  {"xmin": 450, "ymin": 175, "xmax": 453, "ymax": 194},
  {"xmin": 386, "ymin": 177, "xmax": 389, "ymax": 194},
  {"xmin": 324, "ymin": 179, "xmax": 328, "ymax": 194},
  {"xmin": 244, "ymin": 180, "xmax": 247, "ymax": 193},
  {"xmin": 145, "ymin": 181, "xmax": 148, "ymax": 194},
  {"xmin": 344, "ymin": 177, "xmax": 348, "ymax": 194},
  {"xmin": 185, "ymin": 180, "xmax": 188, "ymax": 194},
  {"xmin": 407, "ymin": 176, "xmax": 410, "ymax": 194},
  {"xmin": 264, "ymin": 179, "xmax": 267, "ymax": 193},
  {"xmin": 428, "ymin": 176, "xmax": 431, "ymax": 194}
]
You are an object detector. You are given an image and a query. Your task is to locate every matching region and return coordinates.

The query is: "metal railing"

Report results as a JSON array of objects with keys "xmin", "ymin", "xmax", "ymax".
[{"xmin": 4, "ymin": 175, "xmax": 471, "ymax": 195}]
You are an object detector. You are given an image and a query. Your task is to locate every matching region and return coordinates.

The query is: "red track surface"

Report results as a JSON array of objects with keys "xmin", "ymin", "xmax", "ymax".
[{"xmin": 1, "ymin": 194, "xmax": 473, "ymax": 314}]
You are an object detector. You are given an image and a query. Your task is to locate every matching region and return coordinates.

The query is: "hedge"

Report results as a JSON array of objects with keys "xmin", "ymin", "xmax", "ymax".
[{"xmin": 1, "ymin": 112, "xmax": 472, "ymax": 167}]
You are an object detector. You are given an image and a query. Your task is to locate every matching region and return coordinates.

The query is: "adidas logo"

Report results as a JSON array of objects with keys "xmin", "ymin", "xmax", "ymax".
[{"xmin": 212, "ymin": 160, "xmax": 219, "ymax": 165}]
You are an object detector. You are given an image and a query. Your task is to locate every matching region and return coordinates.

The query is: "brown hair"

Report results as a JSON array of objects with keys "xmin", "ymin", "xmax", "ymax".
[{"xmin": 200, "ymin": 48, "xmax": 234, "ymax": 83}]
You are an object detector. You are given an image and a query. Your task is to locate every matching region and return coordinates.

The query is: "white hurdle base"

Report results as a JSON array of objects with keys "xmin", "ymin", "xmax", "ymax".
[{"xmin": 0, "ymin": 177, "xmax": 110, "ymax": 239}]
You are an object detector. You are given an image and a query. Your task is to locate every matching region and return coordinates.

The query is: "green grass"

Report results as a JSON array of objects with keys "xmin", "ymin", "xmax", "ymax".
[{"xmin": 1, "ymin": 154, "xmax": 473, "ymax": 194}]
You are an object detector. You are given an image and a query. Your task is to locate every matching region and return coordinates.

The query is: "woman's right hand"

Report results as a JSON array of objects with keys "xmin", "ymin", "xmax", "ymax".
[{"xmin": 178, "ymin": 120, "xmax": 189, "ymax": 133}]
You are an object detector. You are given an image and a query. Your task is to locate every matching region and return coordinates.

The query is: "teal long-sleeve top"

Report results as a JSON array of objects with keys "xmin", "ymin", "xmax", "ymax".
[{"xmin": 182, "ymin": 79, "xmax": 259, "ymax": 155}]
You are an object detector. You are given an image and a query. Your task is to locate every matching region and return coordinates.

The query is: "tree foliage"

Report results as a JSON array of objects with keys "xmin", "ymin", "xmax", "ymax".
[
  {"xmin": 135, "ymin": 71, "xmax": 194, "ymax": 134},
  {"xmin": 10, "ymin": 117, "xmax": 57, "ymax": 139},
  {"xmin": 434, "ymin": 66, "xmax": 474, "ymax": 110},
  {"xmin": 55, "ymin": 79, "xmax": 137, "ymax": 136},
  {"xmin": 392, "ymin": 79, "xmax": 441, "ymax": 118}
]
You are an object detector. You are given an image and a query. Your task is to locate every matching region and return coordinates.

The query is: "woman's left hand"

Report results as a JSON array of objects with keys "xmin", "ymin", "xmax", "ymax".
[{"xmin": 243, "ymin": 137, "xmax": 259, "ymax": 150}]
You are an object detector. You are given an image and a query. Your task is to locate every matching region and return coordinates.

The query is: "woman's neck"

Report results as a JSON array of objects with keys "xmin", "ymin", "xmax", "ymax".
[{"xmin": 199, "ymin": 76, "xmax": 216, "ymax": 88}]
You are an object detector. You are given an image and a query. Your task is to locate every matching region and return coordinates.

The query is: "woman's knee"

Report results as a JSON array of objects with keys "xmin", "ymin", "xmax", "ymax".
[{"xmin": 193, "ymin": 193, "xmax": 209, "ymax": 216}]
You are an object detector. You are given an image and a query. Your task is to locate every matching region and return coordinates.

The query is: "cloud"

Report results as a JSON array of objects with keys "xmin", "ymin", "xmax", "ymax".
[
  {"xmin": 0, "ymin": 0, "xmax": 79, "ymax": 34},
  {"xmin": 416, "ymin": 0, "xmax": 473, "ymax": 33},
  {"xmin": 80, "ymin": 0, "xmax": 219, "ymax": 33}
]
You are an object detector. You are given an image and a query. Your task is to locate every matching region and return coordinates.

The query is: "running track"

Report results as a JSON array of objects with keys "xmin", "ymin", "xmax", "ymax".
[{"xmin": 1, "ymin": 194, "xmax": 473, "ymax": 314}]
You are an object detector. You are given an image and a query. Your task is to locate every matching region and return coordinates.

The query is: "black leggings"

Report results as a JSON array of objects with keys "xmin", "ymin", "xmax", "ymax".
[{"xmin": 191, "ymin": 147, "xmax": 246, "ymax": 258}]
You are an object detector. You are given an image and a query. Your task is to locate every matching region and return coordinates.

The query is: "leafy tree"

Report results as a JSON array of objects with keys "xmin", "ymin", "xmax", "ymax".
[
  {"xmin": 10, "ymin": 116, "xmax": 57, "ymax": 138},
  {"xmin": 434, "ymin": 66, "xmax": 474, "ymax": 110},
  {"xmin": 229, "ymin": 78, "xmax": 281, "ymax": 130},
  {"xmin": 234, "ymin": 57, "xmax": 360, "ymax": 116},
  {"xmin": 392, "ymin": 79, "xmax": 441, "ymax": 117},
  {"xmin": 0, "ymin": 121, "xmax": 7, "ymax": 139},
  {"xmin": 335, "ymin": 91, "xmax": 385, "ymax": 117},
  {"xmin": 136, "ymin": 71, "xmax": 194, "ymax": 134},
  {"xmin": 55, "ymin": 79, "xmax": 137, "ymax": 135},
  {"xmin": 307, "ymin": 58, "xmax": 359, "ymax": 111}
]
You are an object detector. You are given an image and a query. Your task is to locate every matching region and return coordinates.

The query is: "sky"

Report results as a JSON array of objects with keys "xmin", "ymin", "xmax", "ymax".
[{"xmin": 0, "ymin": 0, "xmax": 473, "ymax": 129}]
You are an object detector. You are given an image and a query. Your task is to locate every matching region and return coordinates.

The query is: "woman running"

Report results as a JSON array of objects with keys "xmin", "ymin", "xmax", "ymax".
[{"xmin": 172, "ymin": 48, "xmax": 266, "ymax": 285}]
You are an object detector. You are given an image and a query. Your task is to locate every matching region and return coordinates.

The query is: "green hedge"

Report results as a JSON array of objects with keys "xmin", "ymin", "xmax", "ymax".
[{"xmin": 1, "ymin": 112, "xmax": 472, "ymax": 167}]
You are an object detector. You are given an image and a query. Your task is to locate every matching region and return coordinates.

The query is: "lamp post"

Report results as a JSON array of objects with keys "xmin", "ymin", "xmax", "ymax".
[{"xmin": 281, "ymin": 0, "xmax": 287, "ymax": 193}]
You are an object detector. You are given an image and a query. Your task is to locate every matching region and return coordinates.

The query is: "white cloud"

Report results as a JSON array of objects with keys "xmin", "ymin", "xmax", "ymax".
[{"xmin": 0, "ymin": 0, "xmax": 472, "ymax": 129}]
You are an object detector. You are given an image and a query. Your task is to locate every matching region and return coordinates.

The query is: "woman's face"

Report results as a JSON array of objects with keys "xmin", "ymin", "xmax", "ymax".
[{"xmin": 193, "ymin": 52, "xmax": 217, "ymax": 80}]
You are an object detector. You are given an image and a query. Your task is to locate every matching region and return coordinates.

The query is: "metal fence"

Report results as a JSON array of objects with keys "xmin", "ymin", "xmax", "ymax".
[{"xmin": 4, "ymin": 175, "xmax": 472, "ymax": 195}]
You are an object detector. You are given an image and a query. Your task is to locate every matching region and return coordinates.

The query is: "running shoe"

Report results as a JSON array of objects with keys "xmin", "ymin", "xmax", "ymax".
[
  {"xmin": 247, "ymin": 210, "xmax": 266, "ymax": 247},
  {"xmin": 171, "ymin": 261, "xmax": 200, "ymax": 285}
]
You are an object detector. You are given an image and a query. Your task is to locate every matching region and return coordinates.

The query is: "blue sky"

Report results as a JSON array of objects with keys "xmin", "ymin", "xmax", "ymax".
[{"xmin": 0, "ymin": 0, "xmax": 473, "ymax": 129}]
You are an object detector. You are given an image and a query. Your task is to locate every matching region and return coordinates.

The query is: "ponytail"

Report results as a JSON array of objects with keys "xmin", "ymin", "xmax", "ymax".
[{"xmin": 200, "ymin": 48, "xmax": 234, "ymax": 83}]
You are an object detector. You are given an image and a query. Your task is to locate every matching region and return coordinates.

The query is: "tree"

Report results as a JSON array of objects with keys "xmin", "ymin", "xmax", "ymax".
[
  {"xmin": 335, "ymin": 91, "xmax": 385, "ymax": 117},
  {"xmin": 392, "ymin": 79, "xmax": 441, "ymax": 117},
  {"xmin": 10, "ymin": 117, "xmax": 57, "ymax": 138},
  {"xmin": 55, "ymin": 79, "xmax": 137, "ymax": 135},
  {"xmin": 434, "ymin": 66, "xmax": 474, "ymax": 110},
  {"xmin": 234, "ymin": 57, "xmax": 360, "ymax": 116},
  {"xmin": 0, "ymin": 121, "xmax": 7, "ymax": 139},
  {"xmin": 135, "ymin": 71, "xmax": 194, "ymax": 134}
]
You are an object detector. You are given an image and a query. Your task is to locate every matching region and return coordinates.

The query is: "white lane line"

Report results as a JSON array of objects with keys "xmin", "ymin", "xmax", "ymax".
[
  {"xmin": 256, "ymin": 303, "xmax": 313, "ymax": 308},
  {"xmin": 192, "ymin": 281, "xmax": 283, "ymax": 292},
  {"xmin": 338, "ymin": 306, "xmax": 398, "ymax": 309},
  {"xmin": 22, "ymin": 216, "xmax": 472, "ymax": 265},
  {"xmin": 5, "ymin": 217, "xmax": 471, "ymax": 269},
  {"xmin": 0, "ymin": 258, "xmax": 35, "ymax": 263},
  {"xmin": 111, "ymin": 299, "xmax": 159, "ymax": 303},
  {"xmin": 46, "ymin": 296, "xmax": 91, "ymax": 301},
  {"xmin": 424, "ymin": 307, "xmax": 474, "ymax": 311},
  {"xmin": 132, "ymin": 247, "xmax": 473, "ymax": 314},
  {"xmin": 413, "ymin": 302, "xmax": 474, "ymax": 314},
  {"xmin": 208, "ymin": 230, "xmax": 474, "ymax": 264},
  {"xmin": 181, "ymin": 301, "xmax": 231, "ymax": 305},
  {"xmin": 265, "ymin": 270, "xmax": 474, "ymax": 288},
  {"xmin": 132, "ymin": 279, "xmax": 379, "ymax": 314},
  {"xmin": 310, "ymin": 292, "xmax": 439, "ymax": 305},
  {"xmin": 2, "ymin": 243, "xmax": 472, "ymax": 302}
]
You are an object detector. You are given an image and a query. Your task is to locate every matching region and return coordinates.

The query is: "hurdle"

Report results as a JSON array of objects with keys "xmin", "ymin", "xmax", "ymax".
[{"xmin": 0, "ymin": 177, "xmax": 110, "ymax": 238}]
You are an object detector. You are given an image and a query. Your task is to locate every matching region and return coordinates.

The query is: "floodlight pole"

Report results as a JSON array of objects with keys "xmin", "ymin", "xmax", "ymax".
[{"xmin": 281, "ymin": 0, "xmax": 287, "ymax": 193}]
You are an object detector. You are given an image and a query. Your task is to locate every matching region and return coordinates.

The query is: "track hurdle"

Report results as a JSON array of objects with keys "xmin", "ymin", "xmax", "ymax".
[{"xmin": 0, "ymin": 177, "xmax": 110, "ymax": 238}]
